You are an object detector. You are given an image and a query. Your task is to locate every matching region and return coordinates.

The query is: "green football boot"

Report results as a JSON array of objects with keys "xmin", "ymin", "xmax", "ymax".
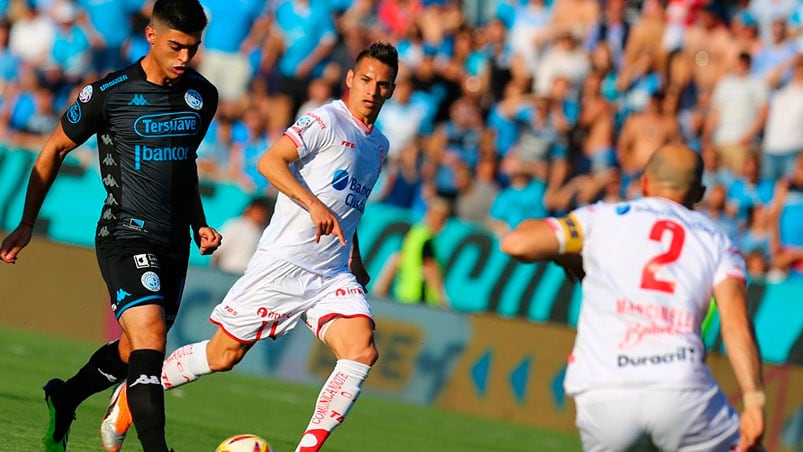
[{"xmin": 43, "ymin": 379, "xmax": 75, "ymax": 452}]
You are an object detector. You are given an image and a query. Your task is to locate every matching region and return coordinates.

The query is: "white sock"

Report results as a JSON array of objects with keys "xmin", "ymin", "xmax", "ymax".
[
  {"xmin": 161, "ymin": 340, "xmax": 211, "ymax": 389},
  {"xmin": 295, "ymin": 359, "xmax": 371, "ymax": 452}
]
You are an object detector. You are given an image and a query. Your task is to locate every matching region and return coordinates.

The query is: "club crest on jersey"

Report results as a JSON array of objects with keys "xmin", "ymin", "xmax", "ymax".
[
  {"xmin": 184, "ymin": 89, "xmax": 203, "ymax": 110},
  {"xmin": 615, "ymin": 203, "xmax": 631, "ymax": 215},
  {"xmin": 79, "ymin": 85, "xmax": 93, "ymax": 103},
  {"xmin": 66, "ymin": 101, "xmax": 81, "ymax": 124},
  {"xmin": 141, "ymin": 271, "xmax": 161, "ymax": 292}
]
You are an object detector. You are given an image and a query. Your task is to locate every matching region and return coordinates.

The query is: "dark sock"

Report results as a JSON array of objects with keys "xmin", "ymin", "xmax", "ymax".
[
  {"xmin": 127, "ymin": 349, "xmax": 168, "ymax": 452},
  {"xmin": 61, "ymin": 340, "xmax": 128, "ymax": 410}
]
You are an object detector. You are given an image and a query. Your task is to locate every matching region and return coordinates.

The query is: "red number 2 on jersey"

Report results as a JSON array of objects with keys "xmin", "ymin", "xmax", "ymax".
[{"xmin": 640, "ymin": 220, "xmax": 686, "ymax": 294}]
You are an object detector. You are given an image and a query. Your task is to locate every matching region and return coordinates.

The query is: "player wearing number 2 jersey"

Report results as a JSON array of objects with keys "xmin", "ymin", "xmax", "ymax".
[{"xmin": 502, "ymin": 144, "xmax": 765, "ymax": 452}]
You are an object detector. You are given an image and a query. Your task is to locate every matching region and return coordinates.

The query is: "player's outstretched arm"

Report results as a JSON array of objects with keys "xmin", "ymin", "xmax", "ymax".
[
  {"xmin": 258, "ymin": 135, "xmax": 345, "ymax": 245},
  {"xmin": 500, "ymin": 219, "xmax": 562, "ymax": 262},
  {"xmin": 1, "ymin": 123, "xmax": 77, "ymax": 264},
  {"xmin": 714, "ymin": 277, "xmax": 765, "ymax": 451}
]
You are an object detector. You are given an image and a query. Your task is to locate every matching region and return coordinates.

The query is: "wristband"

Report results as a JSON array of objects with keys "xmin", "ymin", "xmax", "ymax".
[{"xmin": 743, "ymin": 390, "xmax": 766, "ymax": 407}]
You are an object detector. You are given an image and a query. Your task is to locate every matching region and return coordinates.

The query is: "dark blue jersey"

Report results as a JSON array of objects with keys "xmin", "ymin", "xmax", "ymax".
[{"xmin": 61, "ymin": 60, "xmax": 218, "ymax": 245}]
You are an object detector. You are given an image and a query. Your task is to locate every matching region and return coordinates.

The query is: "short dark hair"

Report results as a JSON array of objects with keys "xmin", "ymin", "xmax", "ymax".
[
  {"xmin": 151, "ymin": 0, "xmax": 207, "ymax": 34},
  {"xmin": 355, "ymin": 41, "xmax": 399, "ymax": 80}
]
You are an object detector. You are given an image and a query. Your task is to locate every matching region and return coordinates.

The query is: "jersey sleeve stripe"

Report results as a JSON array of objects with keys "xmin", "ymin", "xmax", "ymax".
[
  {"xmin": 284, "ymin": 131, "xmax": 302, "ymax": 148},
  {"xmin": 545, "ymin": 218, "xmax": 567, "ymax": 253}
]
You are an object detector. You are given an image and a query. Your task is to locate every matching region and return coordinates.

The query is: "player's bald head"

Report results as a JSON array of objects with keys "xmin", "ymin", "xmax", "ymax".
[{"xmin": 642, "ymin": 144, "xmax": 704, "ymax": 207}]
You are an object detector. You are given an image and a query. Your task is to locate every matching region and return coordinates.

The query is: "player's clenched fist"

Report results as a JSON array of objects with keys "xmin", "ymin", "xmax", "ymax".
[{"xmin": 194, "ymin": 226, "xmax": 222, "ymax": 255}]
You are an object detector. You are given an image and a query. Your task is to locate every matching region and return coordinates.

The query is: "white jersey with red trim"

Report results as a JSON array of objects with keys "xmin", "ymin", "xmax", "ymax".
[
  {"xmin": 257, "ymin": 99, "xmax": 388, "ymax": 276},
  {"xmin": 547, "ymin": 197, "xmax": 746, "ymax": 395}
]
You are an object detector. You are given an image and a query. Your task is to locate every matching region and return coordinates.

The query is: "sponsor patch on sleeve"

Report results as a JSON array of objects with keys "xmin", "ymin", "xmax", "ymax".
[{"xmin": 78, "ymin": 85, "xmax": 93, "ymax": 103}]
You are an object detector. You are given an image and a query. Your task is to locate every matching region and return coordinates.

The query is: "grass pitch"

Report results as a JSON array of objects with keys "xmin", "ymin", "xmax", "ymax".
[{"xmin": 0, "ymin": 326, "xmax": 581, "ymax": 451}]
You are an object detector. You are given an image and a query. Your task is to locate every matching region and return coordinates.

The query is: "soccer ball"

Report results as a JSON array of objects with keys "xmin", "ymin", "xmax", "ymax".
[{"xmin": 215, "ymin": 434, "xmax": 274, "ymax": 452}]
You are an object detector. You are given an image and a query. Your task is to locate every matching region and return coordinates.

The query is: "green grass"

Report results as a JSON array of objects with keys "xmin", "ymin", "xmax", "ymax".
[{"xmin": 0, "ymin": 326, "xmax": 581, "ymax": 452}]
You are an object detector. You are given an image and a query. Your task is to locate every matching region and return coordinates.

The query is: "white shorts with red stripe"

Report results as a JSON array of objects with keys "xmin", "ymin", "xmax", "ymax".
[{"xmin": 210, "ymin": 253, "xmax": 373, "ymax": 344}]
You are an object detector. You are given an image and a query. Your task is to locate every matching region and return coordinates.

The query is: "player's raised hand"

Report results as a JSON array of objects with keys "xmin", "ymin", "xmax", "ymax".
[
  {"xmin": 309, "ymin": 201, "xmax": 345, "ymax": 245},
  {"xmin": 194, "ymin": 226, "xmax": 222, "ymax": 255},
  {"xmin": 0, "ymin": 224, "xmax": 34, "ymax": 264}
]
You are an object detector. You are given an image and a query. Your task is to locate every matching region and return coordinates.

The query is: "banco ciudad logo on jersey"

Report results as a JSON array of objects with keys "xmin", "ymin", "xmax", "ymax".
[
  {"xmin": 332, "ymin": 169, "xmax": 349, "ymax": 191},
  {"xmin": 331, "ymin": 169, "xmax": 371, "ymax": 212},
  {"xmin": 134, "ymin": 111, "xmax": 201, "ymax": 138}
]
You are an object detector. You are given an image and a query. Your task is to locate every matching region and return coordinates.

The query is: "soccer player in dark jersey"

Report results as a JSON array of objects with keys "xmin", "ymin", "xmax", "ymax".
[{"xmin": 0, "ymin": 0, "xmax": 220, "ymax": 451}]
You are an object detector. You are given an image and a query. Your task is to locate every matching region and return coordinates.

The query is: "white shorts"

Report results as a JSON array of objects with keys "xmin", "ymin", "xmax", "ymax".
[
  {"xmin": 574, "ymin": 385, "xmax": 739, "ymax": 452},
  {"xmin": 209, "ymin": 254, "xmax": 373, "ymax": 344}
]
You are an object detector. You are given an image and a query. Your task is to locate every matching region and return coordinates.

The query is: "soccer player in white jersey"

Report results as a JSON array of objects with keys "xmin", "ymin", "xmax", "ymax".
[
  {"xmin": 501, "ymin": 144, "xmax": 765, "ymax": 452},
  {"xmin": 99, "ymin": 41, "xmax": 398, "ymax": 452}
]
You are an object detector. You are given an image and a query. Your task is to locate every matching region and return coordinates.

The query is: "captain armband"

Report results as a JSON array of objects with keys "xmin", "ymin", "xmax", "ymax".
[{"xmin": 549, "ymin": 213, "xmax": 584, "ymax": 254}]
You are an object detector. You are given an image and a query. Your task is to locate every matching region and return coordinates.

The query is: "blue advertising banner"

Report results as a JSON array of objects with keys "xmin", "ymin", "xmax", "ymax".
[{"xmin": 1, "ymin": 145, "xmax": 801, "ymax": 365}]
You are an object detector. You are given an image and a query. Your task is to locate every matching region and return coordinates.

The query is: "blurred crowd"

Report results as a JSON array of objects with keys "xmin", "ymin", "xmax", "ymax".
[{"xmin": 0, "ymin": 0, "xmax": 802, "ymax": 283}]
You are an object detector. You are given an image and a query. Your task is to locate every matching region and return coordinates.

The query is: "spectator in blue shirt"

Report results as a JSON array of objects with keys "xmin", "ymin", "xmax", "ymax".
[
  {"xmin": 727, "ymin": 153, "xmax": 775, "ymax": 222},
  {"xmin": 49, "ymin": 1, "xmax": 92, "ymax": 102},
  {"xmin": 76, "ymin": 0, "xmax": 148, "ymax": 75},
  {"xmin": 488, "ymin": 152, "xmax": 548, "ymax": 236},
  {"xmin": 376, "ymin": 67, "xmax": 430, "ymax": 160},
  {"xmin": 616, "ymin": 49, "xmax": 662, "ymax": 125},
  {"xmin": 0, "ymin": 18, "xmax": 19, "ymax": 107},
  {"xmin": 121, "ymin": 11, "xmax": 150, "ymax": 65},
  {"xmin": 769, "ymin": 153, "xmax": 803, "ymax": 281},
  {"xmin": 739, "ymin": 204, "xmax": 772, "ymax": 265},
  {"xmin": 427, "ymin": 96, "xmax": 483, "ymax": 196},
  {"xmin": 271, "ymin": 0, "xmax": 338, "ymax": 127},
  {"xmin": 700, "ymin": 183, "xmax": 740, "ymax": 241},
  {"xmin": 197, "ymin": 0, "xmax": 267, "ymax": 103},
  {"xmin": 229, "ymin": 106, "xmax": 271, "ymax": 194}
]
